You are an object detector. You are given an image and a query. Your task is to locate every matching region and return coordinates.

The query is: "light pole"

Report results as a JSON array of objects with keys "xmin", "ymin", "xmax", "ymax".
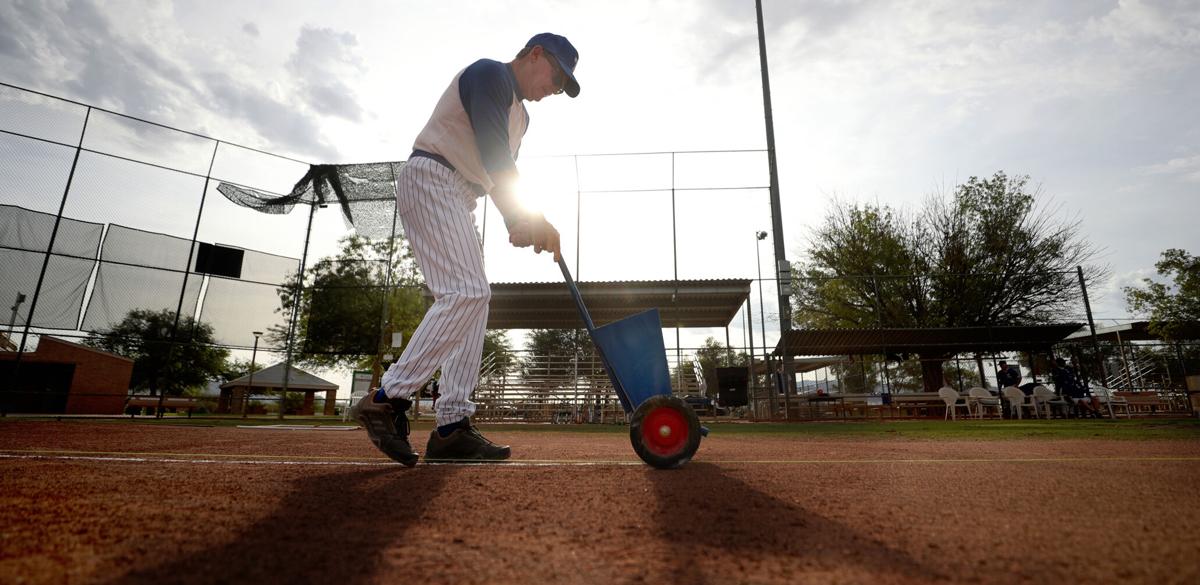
[
  {"xmin": 243, "ymin": 331, "xmax": 262, "ymax": 419},
  {"xmin": 756, "ymin": 231, "xmax": 781, "ymax": 418},
  {"xmin": 6, "ymin": 293, "xmax": 25, "ymax": 349},
  {"xmin": 755, "ymin": 231, "xmax": 769, "ymax": 369}
]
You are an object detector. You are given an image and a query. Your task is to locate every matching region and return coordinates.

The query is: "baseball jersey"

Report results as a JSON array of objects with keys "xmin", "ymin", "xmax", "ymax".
[{"xmin": 413, "ymin": 59, "xmax": 529, "ymax": 205}]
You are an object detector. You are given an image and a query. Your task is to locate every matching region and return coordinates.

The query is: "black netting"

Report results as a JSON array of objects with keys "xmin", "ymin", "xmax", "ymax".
[
  {"xmin": 81, "ymin": 263, "xmax": 203, "ymax": 332},
  {"xmin": 0, "ymin": 134, "xmax": 76, "ymax": 213},
  {"xmin": 80, "ymin": 225, "xmax": 203, "ymax": 332},
  {"xmin": 0, "ymin": 250, "xmax": 94, "ymax": 329},
  {"xmin": 0, "ymin": 206, "xmax": 103, "ymax": 329},
  {"xmin": 218, "ymin": 247, "xmax": 297, "ymax": 285},
  {"xmin": 198, "ymin": 277, "xmax": 289, "ymax": 347},
  {"xmin": 100, "ymin": 224, "xmax": 194, "ymax": 269},
  {"xmin": 0, "ymin": 204, "xmax": 104, "ymax": 256},
  {"xmin": 0, "ymin": 84, "xmax": 88, "ymax": 146},
  {"xmin": 80, "ymin": 110, "xmax": 216, "ymax": 176},
  {"xmin": 216, "ymin": 162, "xmax": 403, "ymax": 239},
  {"xmin": 197, "ymin": 247, "xmax": 297, "ymax": 347}
]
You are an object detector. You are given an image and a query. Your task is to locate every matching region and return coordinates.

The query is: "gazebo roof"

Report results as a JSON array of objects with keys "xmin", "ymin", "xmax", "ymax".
[
  {"xmin": 220, "ymin": 362, "xmax": 338, "ymax": 392},
  {"xmin": 485, "ymin": 279, "xmax": 751, "ymax": 329}
]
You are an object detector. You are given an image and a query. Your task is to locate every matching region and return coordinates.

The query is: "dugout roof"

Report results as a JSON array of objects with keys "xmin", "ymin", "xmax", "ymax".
[
  {"xmin": 485, "ymin": 279, "xmax": 752, "ymax": 329},
  {"xmin": 1063, "ymin": 320, "xmax": 1200, "ymax": 343},
  {"xmin": 773, "ymin": 324, "xmax": 1085, "ymax": 357}
]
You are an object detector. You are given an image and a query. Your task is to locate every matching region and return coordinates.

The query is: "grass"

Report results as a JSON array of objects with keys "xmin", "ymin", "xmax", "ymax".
[{"xmin": 4, "ymin": 413, "xmax": 1199, "ymax": 440}]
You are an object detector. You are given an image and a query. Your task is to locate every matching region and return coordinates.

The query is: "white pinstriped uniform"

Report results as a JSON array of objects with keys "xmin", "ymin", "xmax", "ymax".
[{"xmin": 379, "ymin": 156, "xmax": 489, "ymax": 427}]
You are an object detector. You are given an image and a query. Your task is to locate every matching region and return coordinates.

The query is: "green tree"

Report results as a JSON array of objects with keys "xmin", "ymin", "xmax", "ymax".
[
  {"xmin": 1125, "ymin": 249, "xmax": 1200, "ymax": 340},
  {"xmin": 271, "ymin": 235, "xmax": 427, "ymax": 374},
  {"xmin": 792, "ymin": 172, "xmax": 1103, "ymax": 391},
  {"xmin": 84, "ymin": 308, "xmax": 229, "ymax": 395},
  {"xmin": 522, "ymin": 328, "xmax": 603, "ymax": 379},
  {"xmin": 219, "ymin": 357, "xmax": 264, "ymax": 382},
  {"xmin": 481, "ymin": 329, "xmax": 515, "ymax": 381}
]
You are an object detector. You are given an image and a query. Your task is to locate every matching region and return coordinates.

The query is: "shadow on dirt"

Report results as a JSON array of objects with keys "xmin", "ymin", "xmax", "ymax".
[
  {"xmin": 649, "ymin": 462, "xmax": 942, "ymax": 584},
  {"xmin": 113, "ymin": 466, "xmax": 453, "ymax": 585}
]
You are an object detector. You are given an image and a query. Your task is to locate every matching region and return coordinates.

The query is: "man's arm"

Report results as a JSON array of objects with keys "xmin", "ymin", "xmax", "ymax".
[{"xmin": 460, "ymin": 61, "xmax": 560, "ymax": 261}]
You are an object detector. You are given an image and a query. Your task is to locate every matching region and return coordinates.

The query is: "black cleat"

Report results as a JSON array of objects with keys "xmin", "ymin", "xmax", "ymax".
[
  {"xmin": 351, "ymin": 392, "xmax": 419, "ymax": 467},
  {"xmin": 425, "ymin": 419, "xmax": 511, "ymax": 462}
]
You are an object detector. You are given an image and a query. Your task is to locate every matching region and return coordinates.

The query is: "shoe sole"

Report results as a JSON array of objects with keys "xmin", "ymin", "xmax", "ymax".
[
  {"xmin": 423, "ymin": 453, "xmax": 511, "ymax": 463},
  {"xmin": 424, "ymin": 441, "xmax": 511, "ymax": 463},
  {"xmin": 352, "ymin": 404, "xmax": 419, "ymax": 467}
]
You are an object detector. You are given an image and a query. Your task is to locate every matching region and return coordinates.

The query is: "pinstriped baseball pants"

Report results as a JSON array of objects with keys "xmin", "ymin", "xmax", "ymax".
[{"xmin": 379, "ymin": 157, "xmax": 489, "ymax": 427}]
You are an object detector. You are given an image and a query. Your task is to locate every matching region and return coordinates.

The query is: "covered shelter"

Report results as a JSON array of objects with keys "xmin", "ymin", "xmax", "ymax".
[
  {"xmin": 773, "ymin": 324, "xmax": 1086, "ymax": 358},
  {"xmin": 772, "ymin": 324, "xmax": 1085, "ymax": 393},
  {"xmin": 1063, "ymin": 320, "xmax": 1200, "ymax": 343},
  {"xmin": 219, "ymin": 362, "xmax": 339, "ymax": 415},
  {"xmin": 485, "ymin": 278, "xmax": 751, "ymax": 329},
  {"xmin": 1064, "ymin": 320, "xmax": 1200, "ymax": 396}
]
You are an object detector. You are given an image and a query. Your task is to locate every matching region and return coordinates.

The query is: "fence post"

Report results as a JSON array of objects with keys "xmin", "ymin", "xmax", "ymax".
[
  {"xmin": 1076, "ymin": 265, "xmax": 1112, "ymax": 417},
  {"xmin": 8, "ymin": 107, "xmax": 92, "ymax": 415},
  {"xmin": 279, "ymin": 200, "xmax": 318, "ymax": 418}
]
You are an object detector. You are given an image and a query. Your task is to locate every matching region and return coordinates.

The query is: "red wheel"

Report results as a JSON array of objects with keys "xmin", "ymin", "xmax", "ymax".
[
  {"xmin": 640, "ymin": 405, "xmax": 689, "ymax": 456},
  {"xmin": 629, "ymin": 395, "xmax": 702, "ymax": 469}
]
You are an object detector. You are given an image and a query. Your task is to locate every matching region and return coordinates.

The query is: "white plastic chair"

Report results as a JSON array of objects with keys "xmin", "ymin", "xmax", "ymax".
[
  {"xmin": 1032, "ymin": 385, "xmax": 1067, "ymax": 418},
  {"xmin": 1001, "ymin": 386, "xmax": 1038, "ymax": 419},
  {"xmin": 1090, "ymin": 385, "xmax": 1131, "ymax": 418},
  {"xmin": 939, "ymin": 386, "xmax": 970, "ymax": 420},
  {"xmin": 967, "ymin": 387, "xmax": 1002, "ymax": 419}
]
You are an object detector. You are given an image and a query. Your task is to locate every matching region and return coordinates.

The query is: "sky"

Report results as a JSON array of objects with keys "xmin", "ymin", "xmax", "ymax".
[{"xmin": 2, "ymin": 0, "xmax": 1199, "ymax": 389}]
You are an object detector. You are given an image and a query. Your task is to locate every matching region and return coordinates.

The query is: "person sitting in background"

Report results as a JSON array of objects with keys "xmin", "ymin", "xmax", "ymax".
[
  {"xmin": 1050, "ymin": 357, "xmax": 1103, "ymax": 418},
  {"xmin": 996, "ymin": 360, "xmax": 1021, "ymax": 389}
]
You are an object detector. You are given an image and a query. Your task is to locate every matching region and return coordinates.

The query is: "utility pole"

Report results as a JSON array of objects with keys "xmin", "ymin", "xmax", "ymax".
[{"xmin": 756, "ymin": 0, "xmax": 794, "ymax": 415}]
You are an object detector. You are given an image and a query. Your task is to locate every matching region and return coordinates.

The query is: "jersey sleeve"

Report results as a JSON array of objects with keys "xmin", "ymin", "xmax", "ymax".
[{"xmin": 458, "ymin": 60, "xmax": 518, "ymax": 178}]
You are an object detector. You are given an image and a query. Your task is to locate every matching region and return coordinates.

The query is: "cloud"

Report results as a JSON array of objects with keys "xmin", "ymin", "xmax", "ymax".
[
  {"xmin": 0, "ymin": 0, "xmax": 352, "ymax": 161},
  {"xmin": 286, "ymin": 26, "xmax": 366, "ymax": 122},
  {"xmin": 1138, "ymin": 154, "xmax": 1200, "ymax": 182},
  {"xmin": 1090, "ymin": 266, "xmax": 1157, "ymax": 321},
  {"xmin": 688, "ymin": 0, "xmax": 1200, "ymax": 98}
]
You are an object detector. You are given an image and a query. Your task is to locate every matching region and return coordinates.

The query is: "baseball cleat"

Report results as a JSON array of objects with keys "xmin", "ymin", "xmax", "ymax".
[
  {"xmin": 424, "ymin": 418, "xmax": 511, "ymax": 462},
  {"xmin": 351, "ymin": 391, "xmax": 419, "ymax": 467}
]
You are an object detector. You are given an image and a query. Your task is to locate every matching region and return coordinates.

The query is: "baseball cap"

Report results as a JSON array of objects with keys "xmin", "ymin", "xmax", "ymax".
[{"xmin": 526, "ymin": 32, "xmax": 580, "ymax": 97}]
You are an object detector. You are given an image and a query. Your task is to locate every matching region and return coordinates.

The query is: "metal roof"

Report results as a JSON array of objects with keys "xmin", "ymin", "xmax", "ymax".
[
  {"xmin": 220, "ymin": 362, "xmax": 338, "ymax": 391},
  {"xmin": 486, "ymin": 279, "xmax": 751, "ymax": 329},
  {"xmin": 774, "ymin": 324, "xmax": 1085, "ymax": 357},
  {"xmin": 1063, "ymin": 320, "xmax": 1200, "ymax": 342}
]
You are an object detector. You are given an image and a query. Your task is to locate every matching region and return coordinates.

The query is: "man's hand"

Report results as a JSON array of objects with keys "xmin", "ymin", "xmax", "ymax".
[{"xmin": 508, "ymin": 215, "xmax": 561, "ymax": 262}]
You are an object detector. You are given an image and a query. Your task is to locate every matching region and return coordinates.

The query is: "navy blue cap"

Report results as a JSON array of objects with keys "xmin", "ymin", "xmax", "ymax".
[{"xmin": 526, "ymin": 32, "xmax": 579, "ymax": 97}]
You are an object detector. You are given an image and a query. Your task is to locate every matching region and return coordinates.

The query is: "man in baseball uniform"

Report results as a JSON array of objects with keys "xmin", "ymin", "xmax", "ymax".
[{"xmin": 351, "ymin": 33, "xmax": 578, "ymax": 465}]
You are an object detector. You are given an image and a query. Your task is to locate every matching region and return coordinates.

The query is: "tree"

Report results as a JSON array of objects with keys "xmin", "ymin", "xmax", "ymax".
[
  {"xmin": 84, "ymin": 308, "xmax": 229, "ymax": 395},
  {"xmin": 522, "ymin": 328, "xmax": 604, "ymax": 379},
  {"xmin": 271, "ymin": 235, "xmax": 428, "ymax": 373},
  {"xmin": 1125, "ymin": 249, "xmax": 1200, "ymax": 340},
  {"xmin": 219, "ymin": 357, "xmax": 264, "ymax": 382},
  {"xmin": 792, "ymin": 172, "xmax": 1103, "ymax": 391},
  {"xmin": 480, "ymin": 329, "xmax": 515, "ymax": 380}
]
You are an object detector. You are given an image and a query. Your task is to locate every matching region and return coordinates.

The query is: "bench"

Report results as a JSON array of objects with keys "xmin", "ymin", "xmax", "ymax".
[
  {"xmin": 1115, "ymin": 391, "xmax": 1167, "ymax": 415},
  {"xmin": 125, "ymin": 396, "xmax": 201, "ymax": 418}
]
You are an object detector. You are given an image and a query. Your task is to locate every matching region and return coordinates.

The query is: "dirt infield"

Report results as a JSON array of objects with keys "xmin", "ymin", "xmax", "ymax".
[{"xmin": 2, "ymin": 420, "xmax": 1199, "ymax": 584}]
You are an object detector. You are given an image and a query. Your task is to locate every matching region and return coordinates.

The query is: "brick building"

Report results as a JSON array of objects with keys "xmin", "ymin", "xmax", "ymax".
[{"xmin": 0, "ymin": 336, "xmax": 133, "ymax": 414}]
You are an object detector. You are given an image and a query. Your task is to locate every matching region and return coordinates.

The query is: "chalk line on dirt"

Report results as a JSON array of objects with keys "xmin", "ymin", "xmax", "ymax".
[{"xmin": 3, "ymin": 450, "xmax": 1198, "ymax": 467}]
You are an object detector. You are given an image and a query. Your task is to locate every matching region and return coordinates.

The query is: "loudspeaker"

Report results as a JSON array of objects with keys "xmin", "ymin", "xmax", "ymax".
[{"xmin": 715, "ymin": 367, "xmax": 748, "ymax": 407}]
